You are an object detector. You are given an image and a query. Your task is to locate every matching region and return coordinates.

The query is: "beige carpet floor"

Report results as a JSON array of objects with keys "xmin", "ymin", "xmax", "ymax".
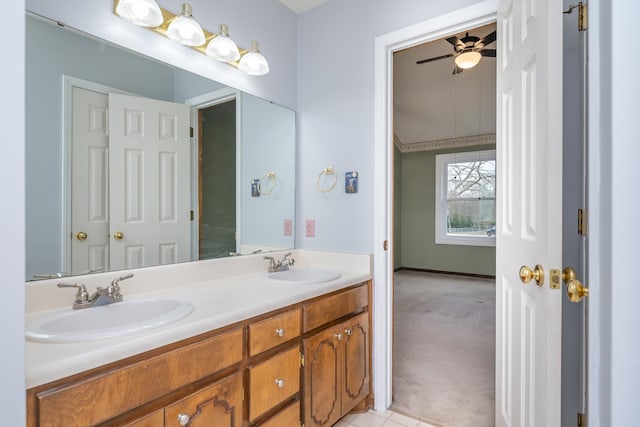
[{"xmin": 391, "ymin": 270, "xmax": 496, "ymax": 427}]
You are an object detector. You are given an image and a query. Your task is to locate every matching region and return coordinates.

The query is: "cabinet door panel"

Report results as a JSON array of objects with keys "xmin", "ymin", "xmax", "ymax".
[
  {"xmin": 341, "ymin": 312, "xmax": 370, "ymax": 413},
  {"xmin": 303, "ymin": 327, "xmax": 341, "ymax": 427},
  {"xmin": 165, "ymin": 372, "xmax": 243, "ymax": 427}
]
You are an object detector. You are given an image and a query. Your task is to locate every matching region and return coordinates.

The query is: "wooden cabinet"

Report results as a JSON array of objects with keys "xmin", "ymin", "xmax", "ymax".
[
  {"xmin": 302, "ymin": 310, "xmax": 370, "ymax": 427},
  {"xmin": 247, "ymin": 345, "xmax": 300, "ymax": 421},
  {"xmin": 165, "ymin": 372, "xmax": 243, "ymax": 427},
  {"xmin": 27, "ymin": 282, "xmax": 371, "ymax": 427}
]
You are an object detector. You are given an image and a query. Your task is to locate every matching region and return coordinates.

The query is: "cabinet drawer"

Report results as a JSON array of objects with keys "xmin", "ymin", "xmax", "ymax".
[
  {"xmin": 165, "ymin": 371, "xmax": 243, "ymax": 427},
  {"xmin": 303, "ymin": 283, "xmax": 368, "ymax": 332},
  {"xmin": 35, "ymin": 327, "xmax": 243, "ymax": 427},
  {"xmin": 121, "ymin": 409, "xmax": 164, "ymax": 427},
  {"xmin": 248, "ymin": 308, "xmax": 301, "ymax": 356},
  {"xmin": 258, "ymin": 400, "xmax": 300, "ymax": 427},
  {"xmin": 248, "ymin": 345, "xmax": 300, "ymax": 421}
]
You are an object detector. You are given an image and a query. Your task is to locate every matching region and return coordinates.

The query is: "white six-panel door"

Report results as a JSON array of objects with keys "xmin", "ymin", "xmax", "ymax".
[
  {"xmin": 496, "ymin": 0, "xmax": 563, "ymax": 425},
  {"xmin": 71, "ymin": 87, "xmax": 110, "ymax": 275},
  {"xmin": 108, "ymin": 93, "xmax": 191, "ymax": 270}
]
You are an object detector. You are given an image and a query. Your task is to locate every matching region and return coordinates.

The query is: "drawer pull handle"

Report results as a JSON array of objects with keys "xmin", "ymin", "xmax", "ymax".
[
  {"xmin": 275, "ymin": 378, "xmax": 285, "ymax": 388},
  {"xmin": 345, "ymin": 328, "xmax": 353, "ymax": 336},
  {"xmin": 275, "ymin": 328, "xmax": 285, "ymax": 337},
  {"xmin": 178, "ymin": 413, "xmax": 190, "ymax": 426},
  {"xmin": 335, "ymin": 333, "xmax": 342, "ymax": 340}
]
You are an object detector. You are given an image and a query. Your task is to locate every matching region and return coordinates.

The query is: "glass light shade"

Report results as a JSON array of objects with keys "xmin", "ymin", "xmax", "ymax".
[
  {"xmin": 116, "ymin": 0, "xmax": 163, "ymax": 27},
  {"xmin": 239, "ymin": 41, "xmax": 270, "ymax": 76},
  {"xmin": 166, "ymin": 3, "xmax": 205, "ymax": 46},
  {"xmin": 206, "ymin": 24, "xmax": 240, "ymax": 62},
  {"xmin": 454, "ymin": 51, "xmax": 482, "ymax": 69}
]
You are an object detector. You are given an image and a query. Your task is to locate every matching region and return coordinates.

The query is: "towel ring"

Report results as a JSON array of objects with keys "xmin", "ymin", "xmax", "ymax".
[
  {"xmin": 258, "ymin": 172, "xmax": 276, "ymax": 195},
  {"xmin": 317, "ymin": 167, "xmax": 337, "ymax": 193}
]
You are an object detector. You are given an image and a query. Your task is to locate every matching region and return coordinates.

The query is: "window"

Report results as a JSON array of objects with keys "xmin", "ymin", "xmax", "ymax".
[{"xmin": 435, "ymin": 149, "xmax": 496, "ymax": 246}]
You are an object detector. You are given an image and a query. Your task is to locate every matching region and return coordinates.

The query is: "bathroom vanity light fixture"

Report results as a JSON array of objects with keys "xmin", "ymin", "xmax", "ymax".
[
  {"xmin": 114, "ymin": 0, "xmax": 269, "ymax": 75},
  {"xmin": 454, "ymin": 50, "xmax": 482, "ymax": 69},
  {"xmin": 166, "ymin": 3, "xmax": 205, "ymax": 46},
  {"xmin": 115, "ymin": 0, "xmax": 163, "ymax": 27},
  {"xmin": 206, "ymin": 24, "xmax": 240, "ymax": 62}
]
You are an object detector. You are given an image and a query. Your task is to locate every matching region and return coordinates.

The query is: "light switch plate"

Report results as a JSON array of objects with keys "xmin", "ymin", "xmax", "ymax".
[{"xmin": 305, "ymin": 219, "xmax": 315, "ymax": 237}]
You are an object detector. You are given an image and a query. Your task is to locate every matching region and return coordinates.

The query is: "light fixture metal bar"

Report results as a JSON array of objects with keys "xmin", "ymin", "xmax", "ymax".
[{"xmin": 113, "ymin": 0, "xmax": 248, "ymax": 67}]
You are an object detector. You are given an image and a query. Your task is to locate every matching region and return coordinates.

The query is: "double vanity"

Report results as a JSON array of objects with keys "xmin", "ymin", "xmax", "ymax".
[{"xmin": 25, "ymin": 250, "xmax": 372, "ymax": 426}]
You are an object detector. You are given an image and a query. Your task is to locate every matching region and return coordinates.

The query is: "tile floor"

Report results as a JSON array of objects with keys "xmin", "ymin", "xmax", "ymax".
[{"xmin": 333, "ymin": 410, "xmax": 438, "ymax": 427}]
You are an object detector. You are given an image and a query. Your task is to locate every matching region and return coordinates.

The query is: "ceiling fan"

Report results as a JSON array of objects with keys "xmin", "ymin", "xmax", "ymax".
[{"xmin": 416, "ymin": 30, "xmax": 496, "ymax": 74}]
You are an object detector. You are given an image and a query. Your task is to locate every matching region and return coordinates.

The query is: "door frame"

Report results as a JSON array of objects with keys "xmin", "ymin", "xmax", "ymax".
[
  {"xmin": 185, "ymin": 88, "xmax": 242, "ymax": 259},
  {"xmin": 61, "ymin": 75, "xmax": 132, "ymax": 274},
  {"xmin": 372, "ymin": 0, "xmax": 498, "ymax": 410}
]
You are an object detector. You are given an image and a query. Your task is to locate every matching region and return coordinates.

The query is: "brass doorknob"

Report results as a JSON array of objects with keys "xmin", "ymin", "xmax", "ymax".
[
  {"xmin": 113, "ymin": 231, "xmax": 124, "ymax": 241},
  {"xmin": 566, "ymin": 279, "xmax": 589, "ymax": 303},
  {"xmin": 76, "ymin": 231, "xmax": 88, "ymax": 241},
  {"xmin": 519, "ymin": 264, "xmax": 545, "ymax": 286},
  {"xmin": 562, "ymin": 267, "xmax": 589, "ymax": 303}
]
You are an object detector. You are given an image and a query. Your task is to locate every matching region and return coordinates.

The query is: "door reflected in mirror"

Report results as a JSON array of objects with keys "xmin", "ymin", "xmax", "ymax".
[{"xmin": 25, "ymin": 14, "xmax": 295, "ymax": 281}]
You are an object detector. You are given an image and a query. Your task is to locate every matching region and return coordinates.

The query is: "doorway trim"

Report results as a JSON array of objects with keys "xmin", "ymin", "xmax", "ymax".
[
  {"xmin": 185, "ymin": 88, "xmax": 242, "ymax": 260},
  {"xmin": 372, "ymin": 0, "xmax": 498, "ymax": 411}
]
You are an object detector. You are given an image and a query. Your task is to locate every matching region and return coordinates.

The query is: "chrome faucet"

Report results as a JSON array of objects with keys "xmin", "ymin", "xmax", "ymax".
[
  {"xmin": 58, "ymin": 273, "xmax": 134, "ymax": 309},
  {"xmin": 264, "ymin": 253, "xmax": 295, "ymax": 273}
]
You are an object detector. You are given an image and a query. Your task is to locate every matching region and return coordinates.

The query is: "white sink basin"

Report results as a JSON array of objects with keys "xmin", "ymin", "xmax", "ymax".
[
  {"xmin": 266, "ymin": 268, "xmax": 341, "ymax": 285},
  {"xmin": 26, "ymin": 298, "xmax": 194, "ymax": 343}
]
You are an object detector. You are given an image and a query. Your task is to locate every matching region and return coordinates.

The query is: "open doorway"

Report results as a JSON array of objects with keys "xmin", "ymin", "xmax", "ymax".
[{"xmin": 391, "ymin": 22, "xmax": 497, "ymax": 426}]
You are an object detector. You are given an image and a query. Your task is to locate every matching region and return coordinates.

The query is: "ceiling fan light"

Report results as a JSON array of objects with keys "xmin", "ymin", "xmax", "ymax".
[
  {"xmin": 239, "ymin": 41, "xmax": 270, "ymax": 76},
  {"xmin": 166, "ymin": 3, "xmax": 206, "ymax": 46},
  {"xmin": 455, "ymin": 51, "xmax": 482, "ymax": 69},
  {"xmin": 206, "ymin": 24, "xmax": 241, "ymax": 62},
  {"xmin": 116, "ymin": 0, "xmax": 163, "ymax": 27}
]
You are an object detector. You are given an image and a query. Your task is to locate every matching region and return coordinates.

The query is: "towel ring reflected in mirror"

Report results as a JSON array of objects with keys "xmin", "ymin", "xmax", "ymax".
[
  {"xmin": 317, "ymin": 166, "xmax": 337, "ymax": 193},
  {"xmin": 258, "ymin": 172, "xmax": 276, "ymax": 195}
]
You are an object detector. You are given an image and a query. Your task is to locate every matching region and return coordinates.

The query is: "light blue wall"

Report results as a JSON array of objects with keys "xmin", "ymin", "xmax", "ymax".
[
  {"xmin": 241, "ymin": 94, "xmax": 296, "ymax": 249},
  {"xmin": 296, "ymin": 0, "xmax": 482, "ymax": 252}
]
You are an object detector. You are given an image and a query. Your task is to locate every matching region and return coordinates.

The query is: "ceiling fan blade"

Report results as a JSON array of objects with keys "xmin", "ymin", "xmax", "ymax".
[
  {"xmin": 481, "ymin": 49, "xmax": 496, "ymax": 57},
  {"xmin": 452, "ymin": 65, "xmax": 465, "ymax": 75},
  {"xmin": 479, "ymin": 30, "xmax": 496, "ymax": 46},
  {"xmin": 416, "ymin": 53, "xmax": 454, "ymax": 65},
  {"xmin": 445, "ymin": 36, "xmax": 465, "ymax": 52}
]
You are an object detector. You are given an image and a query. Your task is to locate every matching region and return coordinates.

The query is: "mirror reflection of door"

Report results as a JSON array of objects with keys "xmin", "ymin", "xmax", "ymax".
[
  {"xmin": 198, "ymin": 100, "xmax": 237, "ymax": 259},
  {"xmin": 71, "ymin": 88, "xmax": 191, "ymax": 274}
]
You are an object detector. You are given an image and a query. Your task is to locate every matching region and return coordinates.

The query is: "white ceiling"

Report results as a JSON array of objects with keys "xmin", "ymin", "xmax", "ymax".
[
  {"xmin": 277, "ymin": 0, "xmax": 330, "ymax": 14},
  {"xmin": 393, "ymin": 22, "xmax": 497, "ymax": 148}
]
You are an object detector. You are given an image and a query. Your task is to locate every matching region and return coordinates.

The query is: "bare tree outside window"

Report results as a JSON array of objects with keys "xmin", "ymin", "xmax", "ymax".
[{"xmin": 435, "ymin": 150, "xmax": 496, "ymax": 246}]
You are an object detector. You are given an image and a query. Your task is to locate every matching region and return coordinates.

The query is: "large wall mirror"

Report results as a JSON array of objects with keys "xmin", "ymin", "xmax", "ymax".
[{"xmin": 25, "ymin": 13, "xmax": 296, "ymax": 281}]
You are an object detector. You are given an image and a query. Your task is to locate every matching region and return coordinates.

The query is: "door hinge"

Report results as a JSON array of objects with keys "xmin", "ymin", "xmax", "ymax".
[
  {"xmin": 383, "ymin": 240, "xmax": 388, "ymax": 251},
  {"xmin": 564, "ymin": 2, "xmax": 587, "ymax": 31},
  {"xmin": 577, "ymin": 412, "xmax": 587, "ymax": 427},
  {"xmin": 190, "ymin": 210, "xmax": 194, "ymax": 221},
  {"xmin": 578, "ymin": 208, "xmax": 587, "ymax": 236},
  {"xmin": 190, "ymin": 126, "xmax": 194, "ymax": 138},
  {"xmin": 300, "ymin": 352, "xmax": 305, "ymax": 367}
]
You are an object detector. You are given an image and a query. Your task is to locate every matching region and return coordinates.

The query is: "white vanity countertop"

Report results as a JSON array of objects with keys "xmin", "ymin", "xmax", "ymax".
[{"xmin": 25, "ymin": 250, "xmax": 372, "ymax": 389}]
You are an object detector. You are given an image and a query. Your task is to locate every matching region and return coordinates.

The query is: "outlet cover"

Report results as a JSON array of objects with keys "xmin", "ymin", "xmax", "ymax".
[
  {"xmin": 284, "ymin": 219, "xmax": 292, "ymax": 236},
  {"xmin": 305, "ymin": 219, "xmax": 315, "ymax": 237}
]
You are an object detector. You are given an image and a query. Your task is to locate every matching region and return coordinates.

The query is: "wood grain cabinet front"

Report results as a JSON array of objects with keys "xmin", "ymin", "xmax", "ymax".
[
  {"xmin": 257, "ymin": 400, "xmax": 301, "ymax": 427},
  {"xmin": 164, "ymin": 372, "xmax": 244, "ymax": 427},
  {"xmin": 248, "ymin": 308, "xmax": 301, "ymax": 356},
  {"xmin": 247, "ymin": 345, "xmax": 301, "ymax": 422},
  {"xmin": 302, "ymin": 311, "xmax": 370, "ymax": 427}
]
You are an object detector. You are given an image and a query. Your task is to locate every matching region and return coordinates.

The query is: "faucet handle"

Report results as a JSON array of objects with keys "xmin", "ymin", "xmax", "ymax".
[
  {"xmin": 110, "ymin": 273, "xmax": 134, "ymax": 296},
  {"xmin": 57, "ymin": 283, "xmax": 90, "ymax": 304}
]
